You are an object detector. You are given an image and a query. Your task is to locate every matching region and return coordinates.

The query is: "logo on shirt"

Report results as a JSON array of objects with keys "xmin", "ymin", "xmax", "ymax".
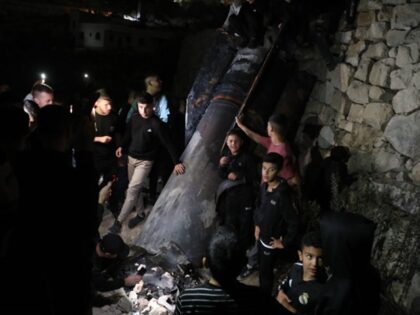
[
  {"xmin": 270, "ymin": 200, "xmax": 276, "ymax": 205},
  {"xmin": 299, "ymin": 292, "xmax": 309, "ymax": 305}
]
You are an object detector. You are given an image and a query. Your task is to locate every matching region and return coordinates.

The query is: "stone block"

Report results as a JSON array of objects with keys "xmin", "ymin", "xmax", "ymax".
[
  {"xmin": 352, "ymin": 124, "xmax": 383, "ymax": 148},
  {"xmin": 378, "ymin": 5, "xmax": 393, "ymax": 22},
  {"xmin": 304, "ymin": 99, "xmax": 324, "ymax": 114},
  {"xmin": 358, "ymin": 0, "xmax": 384, "ymax": 11},
  {"xmin": 331, "ymin": 89, "xmax": 350, "ymax": 114},
  {"xmin": 367, "ymin": 22, "xmax": 389, "ymax": 41},
  {"xmin": 383, "ymin": 0, "xmax": 406, "ymax": 4},
  {"xmin": 364, "ymin": 103, "xmax": 394, "ymax": 130},
  {"xmin": 336, "ymin": 31, "xmax": 353, "ymax": 44},
  {"xmin": 338, "ymin": 119, "xmax": 354, "ymax": 132},
  {"xmin": 412, "ymin": 71, "xmax": 420, "ymax": 89},
  {"xmin": 364, "ymin": 42, "xmax": 389, "ymax": 60},
  {"xmin": 369, "ymin": 86, "xmax": 388, "ymax": 101},
  {"xmin": 319, "ymin": 105, "xmax": 336, "ymax": 125},
  {"xmin": 389, "ymin": 47, "xmax": 398, "ymax": 57},
  {"xmin": 355, "ymin": 58, "xmax": 372, "ymax": 82},
  {"xmin": 404, "ymin": 27, "xmax": 420, "ymax": 44},
  {"xmin": 369, "ymin": 60, "xmax": 391, "ymax": 87},
  {"xmin": 384, "ymin": 111, "xmax": 420, "ymax": 159},
  {"xmin": 347, "ymin": 80, "xmax": 370, "ymax": 104},
  {"xmin": 318, "ymin": 125, "xmax": 335, "ymax": 149},
  {"xmin": 396, "ymin": 44, "xmax": 419, "ymax": 67},
  {"xmin": 390, "ymin": 67, "xmax": 413, "ymax": 89},
  {"xmin": 346, "ymin": 40, "xmax": 367, "ymax": 66},
  {"xmin": 372, "ymin": 148, "xmax": 403, "ymax": 173},
  {"xmin": 310, "ymin": 81, "xmax": 334, "ymax": 104},
  {"xmin": 392, "ymin": 87, "xmax": 420, "ymax": 113},
  {"xmin": 347, "ymin": 103, "xmax": 365, "ymax": 123},
  {"xmin": 386, "ymin": 29, "xmax": 408, "ymax": 47},
  {"xmin": 357, "ymin": 11, "xmax": 375, "ymax": 27},
  {"xmin": 392, "ymin": 4, "xmax": 420, "ymax": 30},
  {"xmin": 410, "ymin": 162, "xmax": 420, "ymax": 185},
  {"xmin": 348, "ymin": 150, "xmax": 374, "ymax": 173},
  {"xmin": 327, "ymin": 63, "xmax": 354, "ymax": 92}
]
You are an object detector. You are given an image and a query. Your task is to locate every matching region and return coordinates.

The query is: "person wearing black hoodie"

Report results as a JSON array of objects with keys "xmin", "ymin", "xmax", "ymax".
[
  {"xmin": 317, "ymin": 212, "xmax": 381, "ymax": 315},
  {"xmin": 254, "ymin": 153, "xmax": 300, "ymax": 296}
]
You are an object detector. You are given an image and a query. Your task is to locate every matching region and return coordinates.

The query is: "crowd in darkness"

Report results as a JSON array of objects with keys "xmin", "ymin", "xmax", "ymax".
[{"xmin": 0, "ymin": 1, "xmax": 382, "ymax": 314}]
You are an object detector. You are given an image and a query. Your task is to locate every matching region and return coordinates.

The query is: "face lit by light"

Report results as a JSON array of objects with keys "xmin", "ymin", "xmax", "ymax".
[
  {"xmin": 298, "ymin": 246, "xmax": 323, "ymax": 281},
  {"xmin": 138, "ymin": 102, "xmax": 154, "ymax": 119},
  {"xmin": 226, "ymin": 134, "xmax": 243, "ymax": 155},
  {"xmin": 261, "ymin": 162, "xmax": 278, "ymax": 183},
  {"xmin": 34, "ymin": 92, "xmax": 54, "ymax": 108},
  {"xmin": 95, "ymin": 98, "xmax": 112, "ymax": 115},
  {"xmin": 148, "ymin": 76, "xmax": 162, "ymax": 92}
]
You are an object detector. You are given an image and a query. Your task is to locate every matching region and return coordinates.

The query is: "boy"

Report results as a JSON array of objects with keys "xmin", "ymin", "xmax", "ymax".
[
  {"xmin": 217, "ymin": 129, "xmax": 257, "ymax": 251},
  {"xmin": 276, "ymin": 231, "xmax": 326, "ymax": 315},
  {"xmin": 236, "ymin": 114, "xmax": 299, "ymax": 187},
  {"xmin": 254, "ymin": 153, "xmax": 299, "ymax": 295}
]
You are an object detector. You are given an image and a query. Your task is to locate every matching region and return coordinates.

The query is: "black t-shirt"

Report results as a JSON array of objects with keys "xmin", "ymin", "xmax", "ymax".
[{"xmin": 93, "ymin": 112, "xmax": 120, "ymax": 163}]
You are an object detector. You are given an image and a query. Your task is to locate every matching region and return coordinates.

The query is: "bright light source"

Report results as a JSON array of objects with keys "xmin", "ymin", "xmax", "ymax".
[
  {"xmin": 83, "ymin": 73, "xmax": 89, "ymax": 79},
  {"xmin": 40, "ymin": 73, "xmax": 47, "ymax": 82}
]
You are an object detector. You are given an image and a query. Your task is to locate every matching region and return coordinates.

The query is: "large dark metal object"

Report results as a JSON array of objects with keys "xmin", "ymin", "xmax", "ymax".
[
  {"xmin": 136, "ymin": 47, "xmax": 268, "ymax": 264},
  {"xmin": 184, "ymin": 32, "xmax": 238, "ymax": 145}
]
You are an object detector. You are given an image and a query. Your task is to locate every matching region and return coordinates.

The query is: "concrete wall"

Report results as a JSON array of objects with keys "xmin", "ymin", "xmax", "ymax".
[{"xmin": 296, "ymin": 1, "xmax": 420, "ymax": 313}]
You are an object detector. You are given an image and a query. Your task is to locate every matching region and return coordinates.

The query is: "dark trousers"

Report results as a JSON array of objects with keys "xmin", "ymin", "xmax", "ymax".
[
  {"xmin": 95, "ymin": 158, "xmax": 120, "ymax": 217},
  {"xmin": 218, "ymin": 184, "xmax": 255, "ymax": 251},
  {"xmin": 258, "ymin": 241, "xmax": 280, "ymax": 296},
  {"xmin": 148, "ymin": 147, "xmax": 172, "ymax": 200}
]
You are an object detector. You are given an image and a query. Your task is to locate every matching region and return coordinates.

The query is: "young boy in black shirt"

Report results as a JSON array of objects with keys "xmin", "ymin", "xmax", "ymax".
[
  {"xmin": 276, "ymin": 231, "xmax": 326, "ymax": 315},
  {"xmin": 254, "ymin": 152, "xmax": 299, "ymax": 296},
  {"xmin": 217, "ymin": 129, "xmax": 257, "ymax": 251}
]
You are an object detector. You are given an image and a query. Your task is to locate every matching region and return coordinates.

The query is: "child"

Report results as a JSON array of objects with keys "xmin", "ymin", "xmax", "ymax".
[
  {"xmin": 254, "ymin": 153, "xmax": 299, "ymax": 295},
  {"xmin": 276, "ymin": 231, "xmax": 326, "ymax": 315},
  {"xmin": 235, "ymin": 114, "xmax": 299, "ymax": 188},
  {"xmin": 217, "ymin": 129, "xmax": 257, "ymax": 251}
]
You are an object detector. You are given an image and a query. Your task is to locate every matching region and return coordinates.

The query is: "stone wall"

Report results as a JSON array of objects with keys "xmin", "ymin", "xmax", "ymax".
[{"xmin": 296, "ymin": 0, "xmax": 420, "ymax": 313}]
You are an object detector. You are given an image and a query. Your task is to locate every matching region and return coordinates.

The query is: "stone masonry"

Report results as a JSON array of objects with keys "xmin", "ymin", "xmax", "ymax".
[{"xmin": 296, "ymin": 1, "xmax": 420, "ymax": 314}]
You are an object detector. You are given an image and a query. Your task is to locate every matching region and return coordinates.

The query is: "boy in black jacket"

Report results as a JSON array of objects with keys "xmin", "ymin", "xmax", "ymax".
[
  {"xmin": 276, "ymin": 231, "xmax": 326, "ymax": 315},
  {"xmin": 217, "ymin": 129, "xmax": 257, "ymax": 251},
  {"xmin": 254, "ymin": 153, "xmax": 299, "ymax": 296}
]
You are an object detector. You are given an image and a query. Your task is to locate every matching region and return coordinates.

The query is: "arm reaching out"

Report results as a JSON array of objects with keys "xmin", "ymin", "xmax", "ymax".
[{"xmin": 235, "ymin": 116, "xmax": 263, "ymax": 144}]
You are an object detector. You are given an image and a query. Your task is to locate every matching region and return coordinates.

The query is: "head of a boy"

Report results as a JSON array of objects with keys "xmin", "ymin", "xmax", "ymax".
[
  {"xmin": 299, "ymin": 231, "xmax": 323, "ymax": 281},
  {"xmin": 267, "ymin": 114, "xmax": 288, "ymax": 139},
  {"xmin": 262, "ymin": 153, "xmax": 283, "ymax": 183},
  {"xmin": 226, "ymin": 129, "xmax": 244, "ymax": 155},
  {"xmin": 137, "ymin": 92, "xmax": 154, "ymax": 119}
]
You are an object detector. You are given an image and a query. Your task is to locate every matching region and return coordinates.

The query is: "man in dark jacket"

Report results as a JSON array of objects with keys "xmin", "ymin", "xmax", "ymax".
[
  {"xmin": 110, "ymin": 92, "xmax": 185, "ymax": 233},
  {"xmin": 254, "ymin": 153, "xmax": 299, "ymax": 295}
]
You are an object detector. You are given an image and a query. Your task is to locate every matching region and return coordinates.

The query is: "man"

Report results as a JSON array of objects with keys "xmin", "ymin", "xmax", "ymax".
[
  {"xmin": 175, "ymin": 227, "xmax": 281, "ymax": 315},
  {"xmin": 145, "ymin": 74, "xmax": 170, "ymax": 123},
  {"xmin": 92, "ymin": 233, "xmax": 142, "ymax": 293},
  {"xmin": 23, "ymin": 83, "xmax": 54, "ymax": 128},
  {"xmin": 110, "ymin": 92, "xmax": 185, "ymax": 233}
]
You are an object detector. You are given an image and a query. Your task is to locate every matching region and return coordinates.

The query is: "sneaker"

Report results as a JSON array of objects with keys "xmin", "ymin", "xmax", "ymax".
[
  {"xmin": 128, "ymin": 213, "xmax": 146, "ymax": 229},
  {"xmin": 109, "ymin": 220, "xmax": 122, "ymax": 234},
  {"xmin": 239, "ymin": 265, "xmax": 257, "ymax": 279}
]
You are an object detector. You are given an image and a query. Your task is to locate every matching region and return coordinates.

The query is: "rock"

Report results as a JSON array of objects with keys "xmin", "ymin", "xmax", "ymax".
[
  {"xmin": 347, "ymin": 103, "xmax": 365, "ymax": 123},
  {"xmin": 412, "ymin": 71, "xmax": 420, "ymax": 89},
  {"xmin": 348, "ymin": 150, "xmax": 373, "ymax": 173},
  {"xmin": 327, "ymin": 63, "xmax": 354, "ymax": 92},
  {"xmin": 392, "ymin": 87, "xmax": 420, "ymax": 113},
  {"xmin": 410, "ymin": 162, "xmax": 420, "ymax": 185},
  {"xmin": 372, "ymin": 148, "xmax": 403, "ymax": 172},
  {"xmin": 369, "ymin": 86, "xmax": 391, "ymax": 101},
  {"xmin": 357, "ymin": 11, "xmax": 375, "ymax": 27},
  {"xmin": 304, "ymin": 99, "xmax": 324, "ymax": 114},
  {"xmin": 338, "ymin": 119, "xmax": 354, "ymax": 132},
  {"xmin": 396, "ymin": 44, "xmax": 419, "ymax": 67},
  {"xmin": 404, "ymin": 27, "xmax": 420, "ymax": 45},
  {"xmin": 355, "ymin": 27, "xmax": 369, "ymax": 41},
  {"xmin": 352, "ymin": 124, "xmax": 383, "ymax": 149},
  {"xmin": 347, "ymin": 80, "xmax": 370, "ymax": 104},
  {"xmin": 331, "ymin": 89, "xmax": 350, "ymax": 114},
  {"xmin": 383, "ymin": 0, "xmax": 406, "ymax": 4},
  {"xmin": 310, "ymin": 81, "xmax": 334, "ymax": 104},
  {"xmin": 318, "ymin": 126, "xmax": 335, "ymax": 149},
  {"xmin": 384, "ymin": 111, "xmax": 420, "ymax": 159},
  {"xmin": 346, "ymin": 41, "xmax": 367, "ymax": 67},
  {"xmin": 336, "ymin": 31, "xmax": 353, "ymax": 44},
  {"xmin": 358, "ymin": 0, "xmax": 384, "ymax": 11},
  {"xmin": 319, "ymin": 105, "xmax": 337, "ymax": 125},
  {"xmin": 386, "ymin": 30, "xmax": 408, "ymax": 47},
  {"xmin": 378, "ymin": 6, "xmax": 393, "ymax": 22},
  {"xmin": 354, "ymin": 58, "xmax": 372, "ymax": 82},
  {"xmin": 364, "ymin": 42, "xmax": 389, "ymax": 60},
  {"xmin": 366, "ymin": 22, "xmax": 389, "ymax": 41},
  {"xmin": 391, "ymin": 4, "xmax": 420, "ymax": 30},
  {"xmin": 369, "ymin": 60, "xmax": 391, "ymax": 87},
  {"xmin": 407, "ymin": 273, "xmax": 420, "ymax": 313},
  {"xmin": 389, "ymin": 47, "xmax": 398, "ymax": 58},
  {"xmin": 405, "ymin": 159, "xmax": 413, "ymax": 171},
  {"xmin": 363, "ymin": 103, "xmax": 394, "ymax": 130},
  {"xmin": 390, "ymin": 67, "xmax": 413, "ymax": 90}
]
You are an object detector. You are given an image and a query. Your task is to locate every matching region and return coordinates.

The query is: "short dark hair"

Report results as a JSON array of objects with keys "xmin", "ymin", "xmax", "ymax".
[
  {"xmin": 226, "ymin": 128, "xmax": 245, "ymax": 140},
  {"xmin": 262, "ymin": 152, "xmax": 283, "ymax": 170},
  {"xmin": 32, "ymin": 83, "xmax": 54, "ymax": 97},
  {"xmin": 206, "ymin": 227, "xmax": 246, "ymax": 283},
  {"xmin": 268, "ymin": 114, "xmax": 288, "ymax": 136},
  {"xmin": 301, "ymin": 231, "xmax": 322, "ymax": 250},
  {"xmin": 137, "ymin": 91, "xmax": 153, "ymax": 105}
]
